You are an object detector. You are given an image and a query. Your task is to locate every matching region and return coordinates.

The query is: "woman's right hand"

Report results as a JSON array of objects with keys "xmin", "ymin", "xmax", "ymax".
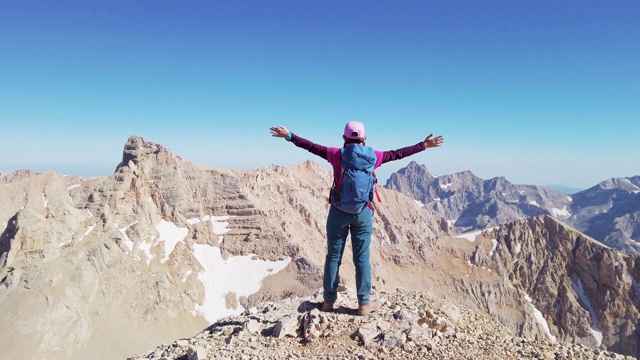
[{"xmin": 270, "ymin": 125, "xmax": 289, "ymax": 138}]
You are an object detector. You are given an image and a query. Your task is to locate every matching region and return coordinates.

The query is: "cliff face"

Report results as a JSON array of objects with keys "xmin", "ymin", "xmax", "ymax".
[
  {"xmin": 1, "ymin": 136, "xmax": 638, "ymax": 359},
  {"xmin": 467, "ymin": 216, "xmax": 640, "ymax": 357}
]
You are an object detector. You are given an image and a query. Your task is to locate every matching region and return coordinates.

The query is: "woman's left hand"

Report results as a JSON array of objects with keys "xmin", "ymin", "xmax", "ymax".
[{"xmin": 424, "ymin": 134, "xmax": 444, "ymax": 148}]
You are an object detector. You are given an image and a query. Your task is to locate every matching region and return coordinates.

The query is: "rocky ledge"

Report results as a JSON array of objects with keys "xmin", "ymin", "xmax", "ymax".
[{"xmin": 127, "ymin": 288, "xmax": 635, "ymax": 360}]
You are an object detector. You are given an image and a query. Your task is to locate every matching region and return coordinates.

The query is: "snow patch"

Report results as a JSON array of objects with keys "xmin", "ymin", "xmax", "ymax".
[
  {"xmin": 74, "ymin": 224, "xmax": 96, "ymax": 244},
  {"xmin": 68, "ymin": 184, "xmax": 81, "ymax": 191},
  {"xmin": 525, "ymin": 294, "xmax": 557, "ymax": 343},
  {"xmin": 138, "ymin": 239, "xmax": 154, "ymax": 266},
  {"xmin": 192, "ymin": 244, "xmax": 291, "ymax": 323},
  {"xmin": 182, "ymin": 269, "xmax": 193, "ymax": 283},
  {"xmin": 187, "ymin": 215, "xmax": 232, "ymax": 244},
  {"xmin": 42, "ymin": 192, "xmax": 48, "ymax": 208},
  {"xmin": 414, "ymin": 200, "xmax": 425, "ymax": 208},
  {"xmin": 529, "ymin": 200, "xmax": 539, "ymax": 206},
  {"xmin": 157, "ymin": 220, "xmax": 189, "ymax": 263},
  {"xmin": 440, "ymin": 183, "xmax": 453, "ymax": 190},
  {"xmin": 209, "ymin": 216, "xmax": 232, "ymax": 236},
  {"xmin": 489, "ymin": 239, "xmax": 498, "ymax": 257},
  {"xmin": 512, "ymin": 243, "xmax": 522, "ymax": 264},
  {"xmin": 187, "ymin": 218, "xmax": 200, "ymax": 225},
  {"xmin": 119, "ymin": 219, "xmax": 178, "ymax": 266},
  {"xmin": 455, "ymin": 226, "xmax": 499, "ymax": 243},
  {"xmin": 551, "ymin": 206, "xmax": 571, "ymax": 217},
  {"xmin": 455, "ymin": 230, "xmax": 482, "ymax": 242},
  {"xmin": 59, "ymin": 239, "xmax": 72, "ymax": 247},
  {"xmin": 623, "ymin": 179, "xmax": 640, "ymax": 190},
  {"xmin": 571, "ymin": 279, "xmax": 603, "ymax": 347},
  {"xmin": 118, "ymin": 222, "xmax": 138, "ymax": 252}
]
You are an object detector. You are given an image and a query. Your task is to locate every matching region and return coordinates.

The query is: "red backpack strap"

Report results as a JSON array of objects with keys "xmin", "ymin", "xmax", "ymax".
[
  {"xmin": 334, "ymin": 167, "xmax": 347, "ymax": 188},
  {"xmin": 374, "ymin": 185, "xmax": 382, "ymax": 202},
  {"xmin": 372, "ymin": 172, "xmax": 382, "ymax": 203}
]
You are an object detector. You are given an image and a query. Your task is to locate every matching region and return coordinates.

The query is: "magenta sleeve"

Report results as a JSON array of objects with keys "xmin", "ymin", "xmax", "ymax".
[
  {"xmin": 290, "ymin": 134, "xmax": 424, "ymax": 177},
  {"xmin": 378, "ymin": 142, "xmax": 426, "ymax": 166},
  {"xmin": 290, "ymin": 133, "xmax": 342, "ymax": 179},
  {"xmin": 290, "ymin": 133, "xmax": 329, "ymax": 160}
]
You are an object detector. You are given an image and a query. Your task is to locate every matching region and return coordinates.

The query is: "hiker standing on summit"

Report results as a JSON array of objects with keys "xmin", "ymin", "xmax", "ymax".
[{"xmin": 270, "ymin": 122, "xmax": 444, "ymax": 315}]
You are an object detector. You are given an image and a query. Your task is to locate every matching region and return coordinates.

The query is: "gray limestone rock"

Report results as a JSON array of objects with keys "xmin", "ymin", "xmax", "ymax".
[
  {"xmin": 187, "ymin": 345, "xmax": 207, "ymax": 360},
  {"xmin": 272, "ymin": 315, "xmax": 300, "ymax": 338}
]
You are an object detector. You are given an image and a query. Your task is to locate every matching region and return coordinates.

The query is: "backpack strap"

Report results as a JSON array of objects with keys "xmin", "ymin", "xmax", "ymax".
[{"xmin": 374, "ymin": 184, "xmax": 382, "ymax": 202}]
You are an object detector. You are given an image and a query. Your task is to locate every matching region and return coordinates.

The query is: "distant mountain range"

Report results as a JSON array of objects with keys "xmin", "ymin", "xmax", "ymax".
[
  {"xmin": 385, "ymin": 161, "xmax": 640, "ymax": 254},
  {"xmin": 1, "ymin": 137, "xmax": 638, "ymax": 358}
]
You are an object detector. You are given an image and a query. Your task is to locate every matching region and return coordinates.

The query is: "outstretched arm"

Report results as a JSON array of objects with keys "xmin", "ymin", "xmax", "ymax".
[
  {"xmin": 379, "ymin": 133, "xmax": 444, "ymax": 165},
  {"xmin": 269, "ymin": 125, "xmax": 330, "ymax": 160}
]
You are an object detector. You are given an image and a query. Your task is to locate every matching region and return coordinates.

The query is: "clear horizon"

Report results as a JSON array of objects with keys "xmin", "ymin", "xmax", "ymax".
[{"xmin": 1, "ymin": 1, "xmax": 638, "ymax": 189}]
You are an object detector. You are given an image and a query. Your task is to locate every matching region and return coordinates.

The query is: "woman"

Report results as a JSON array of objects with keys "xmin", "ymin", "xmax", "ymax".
[{"xmin": 270, "ymin": 122, "xmax": 444, "ymax": 315}]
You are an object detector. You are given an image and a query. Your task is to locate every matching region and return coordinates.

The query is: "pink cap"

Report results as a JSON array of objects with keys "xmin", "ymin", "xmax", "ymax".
[{"xmin": 343, "ymin": 121, "xmax": 366, "ymax": 140}]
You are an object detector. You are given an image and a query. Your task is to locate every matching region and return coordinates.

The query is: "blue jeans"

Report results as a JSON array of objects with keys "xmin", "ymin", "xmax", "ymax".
[{"xmin": 323, "ymin": 205, "xmax": 373, "ymax": 305}]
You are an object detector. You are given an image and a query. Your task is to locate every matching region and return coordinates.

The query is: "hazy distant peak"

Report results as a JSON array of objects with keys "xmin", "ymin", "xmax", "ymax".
[
  {"xmin": 595, "ymin": 177, "xmax": 640, "ymax": 192},
  {"xmin": 1, "ymin": 169, "xmax": 42, "ymax": 182},
  {"xmin": 485, "ymin": 176, "xmax": 508, "ymax": 186},
  {"xmin": 440, "ymin": 169, "xmax": 480, "ymax": 184},
  {"xmin": 402, "ymin": 161, "xmax": 433, "ymax": 175}
]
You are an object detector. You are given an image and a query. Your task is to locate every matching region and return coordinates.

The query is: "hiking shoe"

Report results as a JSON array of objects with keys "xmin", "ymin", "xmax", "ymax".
[
  {"xmin": 357, "ymin": 301, "xmax": 380, "ymax": 316},
  {"xmin": 321, "ymin": 301, "xmax": 335, "ymax": 312}
]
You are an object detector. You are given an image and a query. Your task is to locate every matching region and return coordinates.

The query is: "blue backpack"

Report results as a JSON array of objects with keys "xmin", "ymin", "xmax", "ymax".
[{"xmin": 330, "ymin": 144, "xmax": 379, "ymax": 213}]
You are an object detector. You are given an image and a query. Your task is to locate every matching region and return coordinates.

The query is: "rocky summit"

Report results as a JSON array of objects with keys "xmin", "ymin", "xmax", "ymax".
[
  {"xmin": 128, "ymin": 288, "xmax": 633, "ymax": 360},
  {"xmin": 1, "ymin": 136, "xmax": 639, "ymax": 359}
]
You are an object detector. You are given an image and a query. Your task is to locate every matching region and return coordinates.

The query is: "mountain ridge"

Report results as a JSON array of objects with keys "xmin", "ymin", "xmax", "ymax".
[
  {"xmin": 1, "ymin": 136, "xmax": 638, "ymax": 359},
  {"xmin": 385, "ymin": 161, "xmax": 640, "ymax": 254}
]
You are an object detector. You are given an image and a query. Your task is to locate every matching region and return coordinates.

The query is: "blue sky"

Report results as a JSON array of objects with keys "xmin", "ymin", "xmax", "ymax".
[{"xmin": 1, "ymin": 1, "xmax": 638, "ymax": 189}]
